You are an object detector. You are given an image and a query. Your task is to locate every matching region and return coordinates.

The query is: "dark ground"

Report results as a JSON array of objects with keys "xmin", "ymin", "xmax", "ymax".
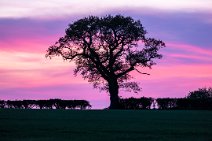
[{"xmin": 0, "ymin": 109, "xmax": 212, "ymax": 141}]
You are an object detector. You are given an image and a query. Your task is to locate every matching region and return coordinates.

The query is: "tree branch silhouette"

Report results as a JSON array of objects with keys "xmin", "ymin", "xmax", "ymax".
[{"xmin": 46, "ymin": 15, "xmax": 165, "ymax": 109}]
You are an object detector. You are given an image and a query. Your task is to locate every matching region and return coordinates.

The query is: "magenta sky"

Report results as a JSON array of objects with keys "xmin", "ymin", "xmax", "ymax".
[{"xmin": 0, "ymin": 0, "xmax": 212, "ymax": 109}]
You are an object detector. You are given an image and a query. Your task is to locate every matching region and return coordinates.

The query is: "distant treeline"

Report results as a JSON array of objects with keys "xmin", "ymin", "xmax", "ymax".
[
  {"xmin": 120, "ymin": 97, "xmax": 153, "ymax": 109},
  {"xmin": 156, "ymin": 98, "xmax": 212, "ymax": 110},
  {"xmin": 120, "ymin": 97, "xmax": 212, "ymax": 110},
  {"xmin": 1, "ymin": 97, "xmax": 212, "ymax": 110},
  {"xmin": 119, "ymin": 97, "xmax": 212, "ymax": 110},
  {"xmin": 1, "ymin": 88, "xmax": 211, "ymax": 110},
  {"xmin": 0, "ymin": 99, "xmax": 91, "ymax": 110},
  {"xmin": 119, "ymin": 87, "xmax": 212, "ymax": 110}
]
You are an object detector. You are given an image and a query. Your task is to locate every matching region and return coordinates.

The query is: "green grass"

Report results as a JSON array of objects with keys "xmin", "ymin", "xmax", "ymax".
[{"xmin": 0, "ymin": 109, "xmax": 212, "ymax": 141}]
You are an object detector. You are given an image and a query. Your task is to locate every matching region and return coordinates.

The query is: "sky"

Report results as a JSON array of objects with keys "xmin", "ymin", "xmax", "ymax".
[{"xmin": 0, "ymin": 0, "xmax": 212, "ymax": 109}]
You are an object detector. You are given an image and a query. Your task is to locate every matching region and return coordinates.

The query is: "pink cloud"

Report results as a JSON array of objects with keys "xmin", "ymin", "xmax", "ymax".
[
  {"xmin": 132, "ymin": 64, "xmax": 212, "ymax": 80},
  {"xmin": 166, "ymin": 42, "xmax": 212, "ymax": 56},
  {"xmin": 0, "ymin": 50, "xmax": 84, "ymax": 89},
  {"xmin": 168, "ymin": 53, "xmax": 211, "ymax": 61},
  {"xmin": 0, "ymin": 37, "xmax": 58, "ymax": 52}
]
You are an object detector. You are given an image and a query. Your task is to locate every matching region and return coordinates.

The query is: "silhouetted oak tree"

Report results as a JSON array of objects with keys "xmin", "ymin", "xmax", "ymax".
[{"xmin": 46, "ymin": 15, "xmax": 165, "ymax": 109}]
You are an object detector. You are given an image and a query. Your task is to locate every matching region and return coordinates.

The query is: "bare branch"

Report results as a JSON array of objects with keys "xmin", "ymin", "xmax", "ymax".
[{"xmin": 135, "ymin": 68, "xmax": 150, "ymax": 75}]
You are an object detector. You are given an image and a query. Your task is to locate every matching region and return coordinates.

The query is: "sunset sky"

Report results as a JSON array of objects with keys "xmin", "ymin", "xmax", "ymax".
[{"xmin": 0, "ymin": 0, "xmax": 212, "ymax": 108}]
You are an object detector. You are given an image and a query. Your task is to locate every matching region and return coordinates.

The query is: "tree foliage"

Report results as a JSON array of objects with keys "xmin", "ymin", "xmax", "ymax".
[
  {"xmin": 46, "ymin": 15, "xmax": 164, "ymax": 90},
  {"xmin": 187, "ymin": 87, "xmax": 212, "ymax": 99},
  {"xmin": 156, "ymin": 98, "xmax": 177, "ymax": 110},
  {"xmin": 0, "ymin": 99, "xmax": 91, "ymax": 110},
  {"xmin": 120, "ymin": 97, "xmax": 153, "ymax": 109},
  {"xmin": 46, "ymin": 15, "xmax": 165, "ymax": 109}
]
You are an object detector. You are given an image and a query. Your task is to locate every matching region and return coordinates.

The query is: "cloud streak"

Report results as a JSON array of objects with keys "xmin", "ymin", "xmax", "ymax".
[{"xmin": 1, "ymin": 0, "xmax": 212, "ymax": 19}]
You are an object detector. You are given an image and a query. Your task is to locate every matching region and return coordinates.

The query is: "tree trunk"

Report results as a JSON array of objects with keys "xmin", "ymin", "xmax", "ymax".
[{"xmin": 108, "ymin": 79, "xmax": 120, "ymax": 109}]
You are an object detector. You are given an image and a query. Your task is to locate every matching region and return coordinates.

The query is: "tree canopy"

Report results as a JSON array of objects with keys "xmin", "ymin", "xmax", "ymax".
[
  {"xmin": 46, "ymin": 15, "xmax": 165, "ymax": 109},
  {"xmin": 187, "ymin": 87, "xmax": 212, "ymax": 99}
]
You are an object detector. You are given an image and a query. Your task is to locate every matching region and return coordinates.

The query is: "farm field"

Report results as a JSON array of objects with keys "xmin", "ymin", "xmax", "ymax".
[{"xmin": 0, "ymin": 109, "xmax": 212, "ymax": 141}]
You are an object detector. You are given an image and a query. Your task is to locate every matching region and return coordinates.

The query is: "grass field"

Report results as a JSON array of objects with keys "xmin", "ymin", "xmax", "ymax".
[{"xmin": 0, "ymin": 109, "xmax": 212, "ymax": 141}]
